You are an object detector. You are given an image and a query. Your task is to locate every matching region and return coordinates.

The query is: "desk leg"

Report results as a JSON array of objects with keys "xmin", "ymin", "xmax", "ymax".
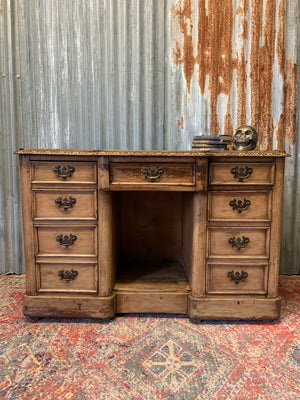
[{"xmin": 98, "ymin": 191, "xmax": 116, "ymax": 305}]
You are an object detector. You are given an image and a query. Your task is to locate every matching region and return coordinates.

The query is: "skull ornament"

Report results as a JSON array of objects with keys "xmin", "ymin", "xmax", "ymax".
[{"xmin": 233, "ymin": 125, "xmax": 258, "ymax": 151}]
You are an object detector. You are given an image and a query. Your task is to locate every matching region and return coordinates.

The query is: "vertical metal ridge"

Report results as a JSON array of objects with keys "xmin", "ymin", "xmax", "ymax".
[{"xmin": 0, "ymin": 0, "xmax": 299, "ymax": 274}]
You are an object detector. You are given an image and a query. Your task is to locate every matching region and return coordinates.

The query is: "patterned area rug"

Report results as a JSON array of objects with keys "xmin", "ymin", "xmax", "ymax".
[{"xmin": 0, "ymin": 275, "xmax": 300, "ymax": 400}]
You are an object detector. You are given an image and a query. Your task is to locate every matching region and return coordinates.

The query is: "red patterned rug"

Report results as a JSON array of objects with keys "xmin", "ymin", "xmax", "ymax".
[{"xmin": 0, "ymin": 275, "xmax": 299, "ymax": 400}]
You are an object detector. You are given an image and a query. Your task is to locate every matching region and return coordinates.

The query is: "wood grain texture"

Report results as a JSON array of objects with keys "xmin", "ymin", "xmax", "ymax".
[
  {"xmin": 207, "ymin": 227, "xmax": 270, "ymax": 258},
  {"xmin": 182, "ymin": 192, "xmax": 194, "ymax": 285},
  {"xmin": 15, "ymin": 149, "xmax": 289, "ymax": 157},
  {"xmin": 115, "ymin": 261, "xmax": 189, "ymax": 292},
  {"xmin": 268, "ymin": 158, "xmax": 285, "ymax": 297},
  {"xmin": 19, "ymin": 155, "xmax": 37, "ymax": 295},
  {"xmin": 116, "ymin": 292, "xmax": 188, "ymax": 314},
  {"xmin": 190, "ymin": 192, "xmax": 207, "ymax": 297},
  {"xmin": 208, "ymin": 191, "xmax": 271, "ymax": 222},
  {"xmin": 33, "ymin": 189, "xmax": 97, "ymax": 220},
  {"xmin": 188, "ymin": 296, "xmax": 281, "ymax": 320},
  {"xmin": 37, "ymin": 263, "xmax": 97, "ymax": 294},
  {"xmin": 206, "ymin": 262, "xmax": 268, "ymax": 294},
  {"xmin": 209, "ymin": 162, "xmax": 275, "ymax": 185},
  {"xmin": 110, "ymin": 162, "xmax": 196, "ymax": 187},
  {"xmin": 36, "ymin": 225, "xmax": 97, "ymax": 257},
  {"xmin": 23, "ymin": 294, "xmax": 116, "ymax": 319},
  {"xmin": 119, "ymin": 191, "xmax": 183, "ymax": 262},
  {"xmin": 98, "ymin": 191, "xmax": 116, "ymax": 296},
  {"xmin": 18, "ymin": 152, "xmax": 286, "ymax": 319},
  {"xmin": 99, "ymin": 156, "xmax": 110, "ymax": 190},
  {"xmin": 31, "ymin": 161, "xmax": 97, "ymax": 184}
]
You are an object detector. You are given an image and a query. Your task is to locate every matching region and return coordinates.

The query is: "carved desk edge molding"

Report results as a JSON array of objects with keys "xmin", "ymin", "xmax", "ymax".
[{"xmin": 15, "ymin": 148, "xmax": 290, "ymax": 157}]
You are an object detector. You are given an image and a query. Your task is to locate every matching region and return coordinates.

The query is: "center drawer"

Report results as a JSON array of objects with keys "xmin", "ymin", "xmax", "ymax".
[{"xmin": 109, "ymin": 162, "xmax": 196, "ymax": 189}]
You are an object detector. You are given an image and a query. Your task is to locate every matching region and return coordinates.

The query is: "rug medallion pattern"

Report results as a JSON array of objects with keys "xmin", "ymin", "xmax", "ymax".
[{"xmin": 0, "ymin": 275, "xmax": 299, "ymax": 399}]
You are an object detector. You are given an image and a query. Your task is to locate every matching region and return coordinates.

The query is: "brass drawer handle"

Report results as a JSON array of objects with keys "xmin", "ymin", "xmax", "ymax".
[
  {"xmin": 56, "ymin": 234, "xmax": 77, "ymax": 248},
  {"xmin": 58, "ymin": 269, "xmax": 78, "ymax": 282},
  {"xmin": 229, "ymin": 236, "xmax": 249, "ymax": 250},
  {"xmin": 53, "ymin": 165, "xmax": 75, "ymax": 180},
  {"xmin": 229, "ymin": 199, "xmax": 251, "ymax": 213},
  {"xmin": 227, "ymin": 270, "xmax": 248, "ymax": 284},
  {"xmin": 231, "ymin": 166, "xmax": 253, "ymax": 182},
  {"xmin": 55, "ymin": 196, "xmax": 76, "ymax": 211},
  {"xmin": 141, "ymin": 167, "xmax": 164, "ymax": 182}
]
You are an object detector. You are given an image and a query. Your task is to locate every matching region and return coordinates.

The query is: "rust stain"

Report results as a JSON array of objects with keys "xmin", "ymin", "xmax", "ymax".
[
  {"xmin": 236, "ymin": 0, "xmax": 249, "ymax": 128},
  {"xmin": 173, "ymin": 0, "xmax": 234, "ymax": 135},
  {"xmin": 249, "ymin": 0, "xmax": 263, "ymax": 144},
  {"xmin": 208, "ymin": 0, "xmax": 234, "ymax": 135},
  {"xmin": 197, "ymin": 0, "xmax": 208, "ymax": 95},
  {"xmin": 171, "ymin": 0, "xmax": 295, "ymax": 150},
  {"xmin": 259, "ymin": 0, "xmax": 276, "ymax": 150},
  {"xmin": 275, "ymin": 0, "xmax": 296, "ymax": 149},
  {"xmin": 178, "ymin": 116, "xmax": 184, "ymax": 129},
  {"xmin": 276, "ymin": 0, "xmax": 286, "ymax": 79},
  {"xmin": 236, "ymin": 1, "xmax": 249, "ymax": 40},
  {"xmin": 249, "ymin": 0, "xmax": 276, "ymax": 150},
  {"xmin": 236, "ymin": 56, "xmax": 247, "ymax": 128},
  {"xmin": 284, "ymin": 59, "xmax": 297, "ymax": 147},
  {"xmin": 172, "ymin": 0, "xmax": 195, "ymax": 92},
  {"xmin": 173, "ymin": 41, "xmax": 182, "ymax": 64},
  {"xmin": 275, "ymin": 0, "xmax": 286, "ymax": 150}
]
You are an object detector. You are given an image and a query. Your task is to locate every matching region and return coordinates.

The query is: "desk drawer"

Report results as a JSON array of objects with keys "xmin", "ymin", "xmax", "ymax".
[
  {"xmin": 208, "ymin": 191, "xmax": 271, "ymax": 222},
  {"xmin": 36, "ymin": 226, "xmax": 97, "ymax": 256},
  {"xmin": 31, "ymin": 162, "xmax": 97, "ymax": 184},
  {"xmin": 109, "ymin": 162, "xmax": 195, "ymax": 188},
  {"xmin": 206, "ymin": 263, "xmax": 267, "ymax": 294},
  {"xmin": 209, "ymin": 163, "xmax": 274, "ymax": 185},
  {"xmin": 33, "ymin": 190, "xmax": 97, "ymax": 220},
  {"xmin": 37, "ymin": 262, "xmax": 97, "ymax": 294},
  {"xmin": 207, "ymin": 227, "xmax": 269, "ymax": 258}
]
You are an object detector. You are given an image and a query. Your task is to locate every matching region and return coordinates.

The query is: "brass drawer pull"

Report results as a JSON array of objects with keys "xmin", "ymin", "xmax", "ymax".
[
  {"xmin": 56, "ymin": 234, "xmax": 77, "ymax": 248},
  {"xmin": 227, "ymin": 270, "xmax": 248, "ymax": 284},
  {"xmin": 229, "ymin": 236, "xmax": 249, "ymax": 250},
  {"xmin": 53, "ymin": 165, "xmax": 75, "ymax": 180},
  {"xmin": 55, "ymin": 196, "xmax": 76, "ymax": 211},
  {"xmin": 231, "ymin": 166, "xmax": 253, "ymax": 182},
  {"xmin": 229, "ymin": 199, "xmax": 251, "ymax": 213},
  {"xmin": 58, "ymin": 269, "xmax": 78, "ymax": 282},
  {"xmin": 141, "ymin": 167, "xmax": 164, "ymax": 182}
]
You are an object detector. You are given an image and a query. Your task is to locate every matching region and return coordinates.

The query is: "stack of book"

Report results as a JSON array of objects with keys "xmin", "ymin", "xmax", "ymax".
[{"xmin": 192, "ymin": 135, "xmax": 232, "ymax": 150}]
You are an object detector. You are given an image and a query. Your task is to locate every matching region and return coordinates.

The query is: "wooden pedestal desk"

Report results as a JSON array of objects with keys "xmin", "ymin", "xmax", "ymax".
[{"xmin": 16, "ymin": 149, "xmax": 287, "ymax": 321}]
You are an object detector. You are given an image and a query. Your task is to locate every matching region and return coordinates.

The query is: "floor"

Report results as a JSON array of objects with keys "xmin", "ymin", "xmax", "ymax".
[{"xmin": 0, "ymin": 275, "xmax": 299, "ymax": 400}]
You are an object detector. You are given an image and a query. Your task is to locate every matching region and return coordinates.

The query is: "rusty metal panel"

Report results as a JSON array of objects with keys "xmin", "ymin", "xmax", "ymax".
[{"xmin": 0, "ymin": 0, "xmax": 299, "ymax": 274}]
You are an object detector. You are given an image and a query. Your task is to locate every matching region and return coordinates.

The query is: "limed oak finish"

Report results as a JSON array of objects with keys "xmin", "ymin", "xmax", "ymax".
[{"xmin": 16, "ymin": 149, "xmax": 287, "ymax": 320}]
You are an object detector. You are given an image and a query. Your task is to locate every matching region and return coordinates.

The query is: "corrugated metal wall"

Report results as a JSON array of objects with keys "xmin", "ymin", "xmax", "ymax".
[{"xmin": 0, "ymin": 0, "xmax": 299, "ymax": 274}]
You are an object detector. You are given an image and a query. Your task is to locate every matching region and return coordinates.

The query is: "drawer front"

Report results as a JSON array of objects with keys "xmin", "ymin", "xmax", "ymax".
[
  {"xmin": 208, "ymin": 191, "xmax": 271, "ymax": 222},
  {"xmin": 37, "ymin": 263, "xmax": 97, "ymax": 294},
  {"xmin": 206, "ymin": 263, "xmax": 267, "ymax": 294},
  {"xmin": 207, "ymin": 227, "xmax": 269, "ymax": 258},
  {"xmin": 36, "ymin": 226, "xmax": 97, "ymax": 256},
  {"xmin": 31, "ymin": 162, "xmax": 97, "ymax": 184},
  {"xmin": 209, "ymin": 163, "xmax": 274, "ymax": 185},
  {"xmin": 109, "ymin": 162, "xmax": 195, "ymax": 187},
  {"xmin": 33, "ymin": 190, "xmax": 97, "ymax": 220}
]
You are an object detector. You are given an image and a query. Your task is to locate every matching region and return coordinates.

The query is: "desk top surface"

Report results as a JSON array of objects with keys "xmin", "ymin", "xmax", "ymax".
[{"xmin": 15, "ymin": 149, "xmax": 289, "ymax": 157}]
